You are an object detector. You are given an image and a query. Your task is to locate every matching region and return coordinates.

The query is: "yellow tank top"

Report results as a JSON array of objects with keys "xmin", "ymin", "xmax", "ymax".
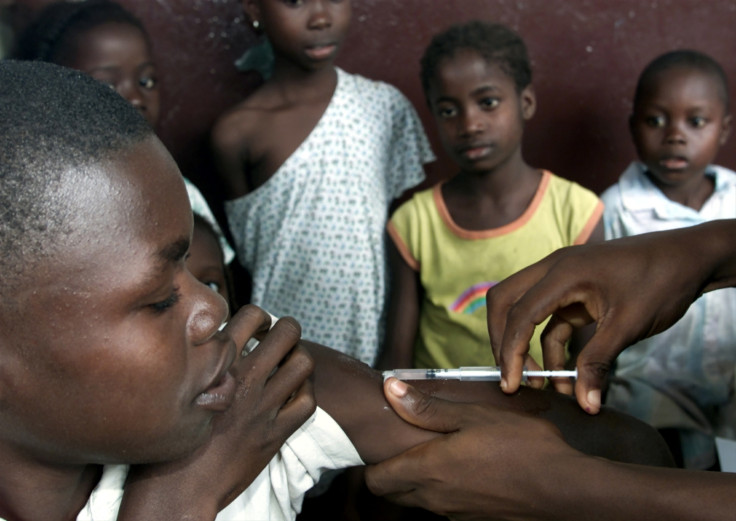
[{"xmin": 388, "ymin": 171, "xmax": 603, "ymax": 368}]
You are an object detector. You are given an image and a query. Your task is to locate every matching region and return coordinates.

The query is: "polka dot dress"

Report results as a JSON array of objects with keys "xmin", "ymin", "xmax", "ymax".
[{"xmin": 226, "ymin": 68, "xmax": 434, "ymax": 365}]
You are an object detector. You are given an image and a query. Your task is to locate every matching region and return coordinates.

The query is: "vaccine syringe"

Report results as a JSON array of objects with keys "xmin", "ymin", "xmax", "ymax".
[{"xmin": 382, "ymin": 366, "xmax": 577, "ymax": 382}]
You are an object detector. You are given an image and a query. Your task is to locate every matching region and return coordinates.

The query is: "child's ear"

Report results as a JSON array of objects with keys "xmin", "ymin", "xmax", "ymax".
[
  {"xmin": 628, "ymin": 112, "xmax": 637, "ymax": 141},
  {"xmin": 242, "ymin": 0, "xmax": 261, "ymax": 28},
  {"xmin": 719, "ymin": 113, "xmax": 732, "ymax": 146},
  {"xmin": 520, "ymin": 85, "xmax": 536, "ymax": 120}
]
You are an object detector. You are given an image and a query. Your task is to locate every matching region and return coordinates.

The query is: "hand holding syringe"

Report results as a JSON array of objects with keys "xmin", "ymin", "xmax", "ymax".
[{"xmin": 382, "ymin": 367, "xmax": 577, "ymax": 382}]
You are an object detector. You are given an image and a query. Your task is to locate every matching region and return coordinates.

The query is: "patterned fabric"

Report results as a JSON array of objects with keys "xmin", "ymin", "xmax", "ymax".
[
  {"xmin": 226, "ymin": 68, "xmax": 433, "ymax": 365},
  {"xmin": 602, "ymin": 161, "xmax": 736, "ymax": 469},
  {"xmin": 74, "ymin": 407, "xmax": 362, "ymax": 521},
  {"xmin": 388, "ymin": 171, "xmax": 603, "ymax": 368},
  {"xmin": 184, "ymin": 177, "xmax": 235, "ymax": 264}
]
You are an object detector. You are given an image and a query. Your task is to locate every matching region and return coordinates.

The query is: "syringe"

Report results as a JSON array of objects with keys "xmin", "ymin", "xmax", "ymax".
[{"xmin": 382, "ymin": 367, "xmax": 577, "ymax": 381}]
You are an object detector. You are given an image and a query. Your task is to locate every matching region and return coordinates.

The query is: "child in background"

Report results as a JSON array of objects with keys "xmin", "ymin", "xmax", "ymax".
[
  {"xmin": 601, "ymin": 50, "xmax": 736, "ymax": 470},
  {"xmin": 0, "ymin": 59, "xmax": 674, "ymax": 521},
  {"xmin": 14, "ymin": 0, "xmax": 235, "ymax": 266},
  {"xmin": 381, "ymin": 21, "xmax": 604, "ymax": 372},
  {"xmin": 188, "ymin": 213, "xmax": 238, "ymax": 313},
  {"xmin": 211, "ymin": 0, "xmax": 434, "ymax": 367}
]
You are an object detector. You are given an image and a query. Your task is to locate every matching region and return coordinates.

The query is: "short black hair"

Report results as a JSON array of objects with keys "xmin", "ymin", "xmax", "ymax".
[
  {"xmin": 13, "ymin": 0, "xmax": 148, "ymax": 63},
  {"xmin": 635, "ymin": 49, "xmax": 730, "ymax": 111},
  {"xmin": 0, "ymin": 60, "xmax": 152, "ymax": 300},
  {"xmin": 420, "ymin": 21, "xmax": 532, "ymax": 100}
]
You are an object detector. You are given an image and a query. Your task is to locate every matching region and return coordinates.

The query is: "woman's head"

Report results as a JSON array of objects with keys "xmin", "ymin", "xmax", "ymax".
[{"xmin": 15, "ymin": 0, "xmax": 160, "ymax": 126}]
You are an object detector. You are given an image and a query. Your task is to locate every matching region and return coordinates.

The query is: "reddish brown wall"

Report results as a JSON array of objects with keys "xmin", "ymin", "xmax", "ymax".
[{"xmin": 11, "ymin": 0, "xmax": 736, "ymax": 204}]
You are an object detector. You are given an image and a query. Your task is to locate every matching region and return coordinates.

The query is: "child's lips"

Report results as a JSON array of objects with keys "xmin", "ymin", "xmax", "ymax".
[
  {"xmin": 659, "ymin": 156, "xmax": 689, "ymax": 170},
  {"xmin": 196, "ymin": 341, "xmax": 237, "ymax": 411},
  {"xmin": 305, "ymin": 43, "xmax": 337, "ymax": 60},
  {"xmin": 461, "ymin": 145, "xmax": 492, "ymax": 160},
  {"xmin": 195, "ymin": 370, "xmax": 237, "ymax": 411}
]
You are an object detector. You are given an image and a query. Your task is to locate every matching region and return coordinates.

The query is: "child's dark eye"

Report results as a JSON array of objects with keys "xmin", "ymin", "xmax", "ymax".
[
  {"xmin": 645, "ymin": 115, "xmax": 665, "ymax": 128},
  {"xmin": 479, "ymin": 97, "xmax": 500, "ymax": 110},
  {"xmin": 150, "ymin": 288, "xmax": 181, "ymax": 313},
  {"xmin": 436, "ymin": 105, "xmax": 458, "ymax": 119},
  {"xmin": 690, "ymin": 116, "xmax": 707, "ymax": 128},
  {"xmin": 139, "ymin": 75, "xmax": 157, "ymax": 90}
]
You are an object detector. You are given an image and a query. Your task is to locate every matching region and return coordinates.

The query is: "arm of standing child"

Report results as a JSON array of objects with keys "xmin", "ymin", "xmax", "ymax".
[
  {"xmin": 488, "ymin": 219, "xmax": 736, "ymax": 414},
  {"xmin": 210, "ymin": 110, "xmax": 253, "ymax": 199},
  {"xmin": 117, "ymin": 306, "xmax": 315, "ymax": 520},
  {"xmin": 378, "ymin": 238, "xmax": 421, "ymax": 370}
]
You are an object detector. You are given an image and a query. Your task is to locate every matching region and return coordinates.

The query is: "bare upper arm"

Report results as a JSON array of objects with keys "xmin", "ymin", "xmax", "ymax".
[
  {"xmin": 210, "ymin": 110, "xmax": 253, "ymax": 199},
  {"xmin": 379, "ymin": 238, "xmax": 421, "ymax": 369},
  {"xmin": 587, "ymin": 217, "xmax": 605, "ymax": 244}
]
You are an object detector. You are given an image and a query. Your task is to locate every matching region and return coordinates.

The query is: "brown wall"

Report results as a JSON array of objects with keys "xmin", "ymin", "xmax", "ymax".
[{"xmin": 11, "ymin": 0, "xmax": 736, "ymax": 205}]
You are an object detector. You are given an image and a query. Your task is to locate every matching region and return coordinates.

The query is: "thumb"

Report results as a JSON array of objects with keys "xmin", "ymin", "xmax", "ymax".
[{"xmin": 383, "ymin": 377, "xmax": 463, "ymax": 434}]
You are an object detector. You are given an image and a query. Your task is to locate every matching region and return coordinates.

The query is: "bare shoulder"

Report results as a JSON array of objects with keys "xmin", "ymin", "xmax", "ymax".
[
  {"xmin": 211, "ymin": 94, "xmax": 266, "ymax": 155},
  {"xmin": 210, "ymin": 89, "xmax": 276, "ymax": 195}
]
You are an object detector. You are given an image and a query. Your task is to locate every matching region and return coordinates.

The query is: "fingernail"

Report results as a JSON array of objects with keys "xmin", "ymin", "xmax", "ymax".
[
  {"xmin": 586, "ymin": 389, "xmax": 601, "ymax": 411},
  {"xmin": 500, "ymin": 378, "xmax": 508, "ymax": 391},
  {"xmin": 388, "ymin": 378, "xmax": 408, "ymax": 397}
]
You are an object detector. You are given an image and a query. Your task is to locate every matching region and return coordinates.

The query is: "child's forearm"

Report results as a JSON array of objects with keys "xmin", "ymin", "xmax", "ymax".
[
  {"xmin": 305, "ymin": 341, "xmax": 672, "ymax": 467},
  {"xmin": 304, "ymin": 340, "xmax": 436, "ymax": 463}
]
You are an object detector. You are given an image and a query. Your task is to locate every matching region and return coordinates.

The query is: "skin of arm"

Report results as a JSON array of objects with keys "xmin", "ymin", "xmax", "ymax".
[
  {"xmin": 377, "ymin": 238, "xmax": 421, "ymax": 370},
  {"xmin": 210, "ymin": 109, "xmax": 253, "ymax": 199},
  {"xmin": 365, "ymin": 378, "xmax": 736, "ymax": 521},
  {"xmin": 487, "ymin": 218, "xmax": 736, "ymax": 414},
  {"xmin": 304, "ymin": 339, "xmax": 673, "ymax": 467}
]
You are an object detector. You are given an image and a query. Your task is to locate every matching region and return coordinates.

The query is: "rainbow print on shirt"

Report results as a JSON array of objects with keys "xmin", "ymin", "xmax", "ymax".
[{"xmin": 449, "ymin": 281, "xmax": 497, "ymax": 314}]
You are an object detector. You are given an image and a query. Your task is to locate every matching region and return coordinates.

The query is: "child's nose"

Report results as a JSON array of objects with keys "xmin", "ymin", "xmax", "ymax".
[
  {"xmin": 460, "ymin": 106, "xmax": 485, "ymax": 135},
  {"xmin": 117, "ymin": 79, "xmax": 146, "ymax": 110},
  {"xmin": 187, "ymin": 278, "xmax": 229, "ymax": 346},
  {"xmin": 664, "ymin": 121, "xmax": 686, "ymax": 144},
  {"xmin": 308, "ymin": 0, "xmax": 331, "ymax": 30}
]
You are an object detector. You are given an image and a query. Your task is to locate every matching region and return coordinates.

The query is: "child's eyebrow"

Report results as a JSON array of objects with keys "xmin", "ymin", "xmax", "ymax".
[
  {"xmin": 157, "ymin": 237, "xmax": 190, "ymax": 266},
  {"xmin": 434, "ymin": 84, "xmax": 502, "ymax": 104},
  {"xmin": 471, "ymin": 84, "xmax": 502, "ymax": 97}
]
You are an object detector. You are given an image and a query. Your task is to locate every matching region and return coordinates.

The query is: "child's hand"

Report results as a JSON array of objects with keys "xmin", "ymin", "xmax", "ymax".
[{"xmin": 119, "ymin": 305, "xmax": 315, "ymax": 520}]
